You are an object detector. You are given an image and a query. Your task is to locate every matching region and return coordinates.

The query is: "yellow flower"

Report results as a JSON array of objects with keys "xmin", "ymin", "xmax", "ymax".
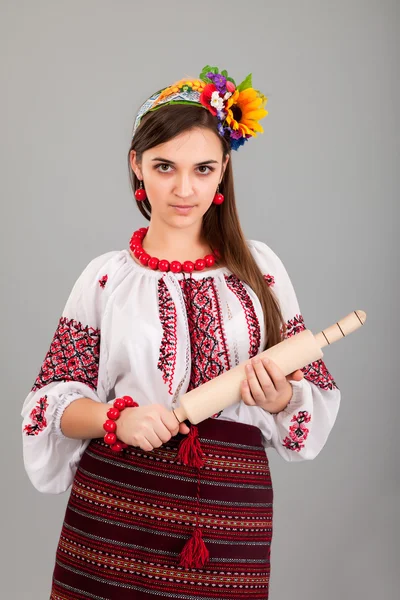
[{"xmin": 225, "ymin": 88, "xmax": 268, "ymax": 137}]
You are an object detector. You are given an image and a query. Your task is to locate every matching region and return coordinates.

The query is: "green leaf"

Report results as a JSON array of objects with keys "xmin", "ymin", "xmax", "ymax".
[
  {"xmin": 203, "ymin": 65, "xmax": 218, "ymax": 75},
  {"xmin": 221, "ymin": 69, "xmax": 228, "ymax": 77},
  {"xmin": 227, "ymin": 76, "xmax": 236, "ymax": 86},
  {"xmin": 237, "ymin": 73, "xmax": 253, "ymax": 92},
  {"xmin": 200, "ymin": 74, "xmax": 213, "ymax": 84},
  {"xmin": 200, "ymin": 65, "xmax": 218, "ymax": 83}
]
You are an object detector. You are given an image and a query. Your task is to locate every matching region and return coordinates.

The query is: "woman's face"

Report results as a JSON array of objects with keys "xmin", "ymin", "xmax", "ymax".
[{"xmin": 130, "ymin": 127, "xmax": 229, "ymax": 228}]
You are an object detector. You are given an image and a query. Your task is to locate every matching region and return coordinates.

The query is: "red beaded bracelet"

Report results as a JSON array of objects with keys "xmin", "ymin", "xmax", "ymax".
[{"xmin": 103, "ymin": 395, "xmax": 138, "ymax": 452}]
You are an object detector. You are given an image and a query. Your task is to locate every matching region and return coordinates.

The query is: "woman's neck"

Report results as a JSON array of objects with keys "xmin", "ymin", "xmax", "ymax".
[{"xmin": 141, "ymin": 223, "xmax": 212, "ymax": 263}]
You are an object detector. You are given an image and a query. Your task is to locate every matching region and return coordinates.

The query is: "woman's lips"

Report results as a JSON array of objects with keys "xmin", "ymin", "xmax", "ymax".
[{"xmin": 170, "ymin": 205, "xmax": 195, "ymax": 214}]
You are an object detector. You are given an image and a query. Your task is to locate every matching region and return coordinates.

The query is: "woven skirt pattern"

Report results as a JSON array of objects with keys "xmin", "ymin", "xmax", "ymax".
[{"xmin": 50, "ymin": 418, "xmax": 273, "ymax": 599}]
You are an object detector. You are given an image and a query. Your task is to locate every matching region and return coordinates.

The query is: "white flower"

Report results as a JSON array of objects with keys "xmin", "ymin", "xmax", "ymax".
[
  {"xmin": 210, "ymin": 91, "xmax": 224, "ymax": 111},
  {"xmin": 223, "ymin": 92, "xmax": 232, "ymax": 100}
]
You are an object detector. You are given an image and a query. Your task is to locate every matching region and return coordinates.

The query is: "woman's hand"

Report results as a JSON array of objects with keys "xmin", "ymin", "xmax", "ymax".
[
  {"xmin": 241, "ymin": 356, "xmax": 304, "ymax": 414},
  {"xmin": 116, "ymin": 403, "xmax": 190, "ymax": 451}
]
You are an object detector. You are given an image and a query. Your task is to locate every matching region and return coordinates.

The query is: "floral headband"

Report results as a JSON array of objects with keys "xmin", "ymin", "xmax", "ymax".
[{"xmin": 132, "ymin": 65, "xmax": 268, "ymax": 151}]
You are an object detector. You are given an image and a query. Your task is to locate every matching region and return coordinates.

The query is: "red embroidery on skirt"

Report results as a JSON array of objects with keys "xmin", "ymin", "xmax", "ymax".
[
  {"xmin": 99, "ymin": 274, "xmax": 108, "ymax": 288},
  {"xmin": 282, "ymin": 410, "xmax": 311, "ymax": 452},
  {"xmin": 31, "ymin": 317, "xmax": 100, "ymax": 392},
  {"xmin": 157, "ymin": 279, "xmax": 177, "ymax": 395},
  {"xmin": 263, "ymin": 273, "xmax": 275, "ymax": 287},
  {"xmin": 180, "ymin": 277, "xmax": 230, "ymax": 391},
  {"xmin": 283, "ymin": 314, "xmax": 338, "ymax": 390},
  {"xmin": 24, "ymin": 395, "xmax": 48, "ymax": 435},
  {"xmin": 225, "ymin": 274, "xmax": 261, "ymax": 359},
  {"xmin": 54, "ymin": 433, "xmax": 273, "ymax": 597}
]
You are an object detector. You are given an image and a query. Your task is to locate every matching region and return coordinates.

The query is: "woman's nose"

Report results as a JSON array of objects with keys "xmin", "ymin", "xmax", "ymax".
[{"xmin": 174, "ymin": 175, "xmax": 193, "ymax": 198}]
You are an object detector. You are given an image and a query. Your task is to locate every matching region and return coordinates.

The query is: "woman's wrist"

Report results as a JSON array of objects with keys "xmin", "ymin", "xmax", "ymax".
[
  {"xmin": 265, "ymin": 383, "xmax": 294, "ymax": 414},
  {"xmin": 61, "ymin": 397, "xmax": 110, "ymax": 439}
]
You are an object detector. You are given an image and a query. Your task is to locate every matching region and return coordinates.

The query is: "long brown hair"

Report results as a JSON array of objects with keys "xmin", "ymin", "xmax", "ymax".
[{"xmin": 127, "ymin": 104, "xmax": 286, "ymax": 350}]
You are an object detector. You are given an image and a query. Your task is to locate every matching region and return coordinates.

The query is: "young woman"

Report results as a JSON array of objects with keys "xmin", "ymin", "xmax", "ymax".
[{"xmin": 22, "ymin": 65, "xmax": 341, "ymax": 600}]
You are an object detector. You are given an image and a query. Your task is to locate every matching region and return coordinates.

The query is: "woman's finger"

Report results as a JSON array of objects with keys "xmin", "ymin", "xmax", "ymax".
[
  {"xmin": 143, "ymin": 428, "xmax": 164, "ymax": 449},
  {"xmin": 286, "ymin": 369, "xmax": 304, "ymax": 382},
  {"xmin": 245, "ymin": 362, "xmax": 267, "ymax": 403},
  {"xmin": 259, "ymin": 357, "xmax": 287, "ymax": 392},
  {"xmin": 241, "ymin": 379, "xmax": 256, "ymax": 406},
  {"xmin": 160, "ymin": 409, "xmax": 183, "ymax": 435},
  {"xmin": 251, "ymin": 358, "xmax": 275, "ymax": 398},
  {"xmin": 141, "ymin": 437, "xmax": 154, "ymax": 452},
  {"xmin": 179, "ymin": 422, "xmax": 190, "ymax": 435},
  {"xmin": 153, "ymin": 420, "xmax": 173, "ymax": 444}
]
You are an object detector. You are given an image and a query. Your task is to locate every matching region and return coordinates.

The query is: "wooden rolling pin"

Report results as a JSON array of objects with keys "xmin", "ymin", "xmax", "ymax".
[{"xmin": 172, "ymin": 310, "xmax": 366, "ymax": 424}]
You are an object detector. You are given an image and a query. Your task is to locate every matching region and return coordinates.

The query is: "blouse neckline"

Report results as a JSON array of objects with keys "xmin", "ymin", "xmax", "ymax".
[{"xmin": 125, "ymin": 249, "xmax": 232, "ymax": 279}]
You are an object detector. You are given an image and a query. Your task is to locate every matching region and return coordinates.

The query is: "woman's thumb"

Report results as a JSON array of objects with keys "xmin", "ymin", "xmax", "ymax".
[{"xmin": 179, "ymin": 422, "xmax": 191, "ymax": 435}]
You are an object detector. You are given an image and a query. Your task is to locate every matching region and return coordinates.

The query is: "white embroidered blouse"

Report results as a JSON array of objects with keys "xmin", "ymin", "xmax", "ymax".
[{"xmin": 21, "ymin": 239, "xmax": 341, "ymax": 494}]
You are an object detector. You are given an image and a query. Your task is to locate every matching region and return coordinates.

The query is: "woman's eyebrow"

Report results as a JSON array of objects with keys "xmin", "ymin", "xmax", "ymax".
[{"xmin": 151, "ymin": 157, "xmax": 219, "ymax": 166}]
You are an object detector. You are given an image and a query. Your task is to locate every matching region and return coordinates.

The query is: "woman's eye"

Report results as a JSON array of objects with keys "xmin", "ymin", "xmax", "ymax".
[
  {"xmin": 156, "ymin": 164, "xmax": 172, "ymax": 172},
  {"xmin": 197, "ymin": 166, "xmax": 212, "ymax": 175}
]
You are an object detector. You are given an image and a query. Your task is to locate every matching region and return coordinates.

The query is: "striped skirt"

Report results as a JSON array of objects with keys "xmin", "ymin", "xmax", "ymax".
[{"xmin": 50, "ymin": 418, "xmax": 273, "ymax": 599}]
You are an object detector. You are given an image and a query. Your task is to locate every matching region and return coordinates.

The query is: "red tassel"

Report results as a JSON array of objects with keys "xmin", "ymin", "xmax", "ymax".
[
  {"xmin": 176, "ymin": 426, "xmax": 208, "ymax": 568},
  {"xmin": 176, "ymin": 425, "xmax": 204, "ymax": 468},
  {"xmin": 179, "ymin": 527, "xmax": 210, "ymax": 569}
]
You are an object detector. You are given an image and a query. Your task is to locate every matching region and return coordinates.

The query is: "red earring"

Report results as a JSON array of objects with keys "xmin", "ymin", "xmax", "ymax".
[
  {"xmin": 135, "ymin": 180, "xmax": 147, "ymax": 202},
  {"xmin": 213, "ymin": 184, "xmax": 224, "ymax": 205}
]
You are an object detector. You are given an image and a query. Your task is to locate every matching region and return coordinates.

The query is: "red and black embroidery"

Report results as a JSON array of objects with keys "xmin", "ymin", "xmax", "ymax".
[
  {"xmin": 99, "ymin": 274, "xmax": 108, "ymax": 288},
  {"xmin": 23, "ymin": 395, "xmax": 48, "ymax": 436},
  {"xmin": 157, "ymin": 279, "xmax": 177, "ymax": 395},
  {"xmin": 284, "ymin": 314, "xmax": 338, "ymax": 390},
  {"xmin": 285, "ymin": 314, "xmax": 306, "ymax": 337},
  {"xmin": 302, "ymin": 359, "xmax": 338, "ymax": 391},
  {"xmin": 263, "ymin": 273, "xmax": 275, "ymax": 287},
  {"xmin": 282, "ymin": 410, "xmax": 311, "ymax": 452},
  {"xmin": 179, "ymin": 276, "xmax": 231, "ymax": 391},
  {"xmin": 32, "ymin": 317, "xmax": 100, "ymax": 392},
  {"xmin": 225, "ymin": 274, "xmax": 261, "ymax": 359}
]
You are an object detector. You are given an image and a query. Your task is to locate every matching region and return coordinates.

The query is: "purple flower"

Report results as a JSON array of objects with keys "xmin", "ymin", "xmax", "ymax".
[
  {"xmin": 230, "ymin": 129, "xmax": 243, "ymax": 140},
  {"xmin": 207, "ymin": 72, "xmax": 227, "ymax": 94},
  {"xmin": 217, "ymin": 122, "xmax": 225, "ymax": 136}
]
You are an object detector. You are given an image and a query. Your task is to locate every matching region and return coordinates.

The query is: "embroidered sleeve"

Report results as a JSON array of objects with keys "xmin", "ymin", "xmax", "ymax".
[
  {"xmin": 21, "ymin": 251, "xmax": 121, "ymax": 493},
  {"xmin": 243, "ymin": 240, "xmax": 341, "ymax": 461}
]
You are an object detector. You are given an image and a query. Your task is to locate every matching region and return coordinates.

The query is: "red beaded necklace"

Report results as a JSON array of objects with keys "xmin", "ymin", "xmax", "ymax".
[{"xmin": 129, "ymin": 227, "xmax": 220, "ymax": 274}]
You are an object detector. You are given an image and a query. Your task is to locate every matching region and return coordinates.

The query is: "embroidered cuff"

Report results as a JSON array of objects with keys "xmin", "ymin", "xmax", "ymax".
[{"xmin": 277, "ymin": 380, "xmax": 313, "ymax": 454}]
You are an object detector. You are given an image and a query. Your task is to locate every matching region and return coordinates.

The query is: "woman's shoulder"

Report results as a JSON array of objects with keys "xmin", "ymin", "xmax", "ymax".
[
  {"xmin": 246, "ymin": 239, "xmax": 300, "ymax": 318},
  {"xmin": 62, "ymin": 249, "xmax": 133, "ymax": 322},
  {"xmin": 82, "ymin": 248, "xmax": 130, "ymax": 274},
  {"xmin": 70, "ymin": 248, "xmax": 133, "ymax": 297},
  {"xmin": 82, "ymin": 246, "xmax": 137, "ymax": 276},
  {"xmin": 246, "ymin": 238, "xmax": 296, "ymax": 294},
  {"xmin": 246, "ymin": 238, "xmax": 284, "ymax": 272}
]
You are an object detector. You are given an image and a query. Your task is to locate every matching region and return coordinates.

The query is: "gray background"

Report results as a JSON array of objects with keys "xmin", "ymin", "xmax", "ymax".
[{"xmin": 1, "ymin": 0, "xmax": 399, "ymax": 598}]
